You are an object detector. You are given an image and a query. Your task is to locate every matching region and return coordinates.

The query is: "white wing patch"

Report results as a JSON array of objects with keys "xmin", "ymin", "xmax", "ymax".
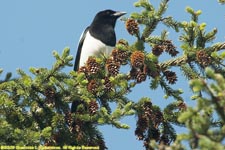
[{"xmin": 79, "ymin": 31, "xmax": 114, "ymax": 67}]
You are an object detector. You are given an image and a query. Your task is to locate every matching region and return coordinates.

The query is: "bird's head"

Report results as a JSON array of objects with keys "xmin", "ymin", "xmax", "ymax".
[{"xmin": 92, "ymin": 9, "xmax": 126, "ymax": 28}]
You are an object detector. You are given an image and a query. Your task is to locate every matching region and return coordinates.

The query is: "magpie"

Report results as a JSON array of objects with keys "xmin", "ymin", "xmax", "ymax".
[
  {"xmin": 73, "ymin": 9, "xmax": 126, "ymax": 71},
  {"xmin": 71, "ymin": 9, "xmax": 126, "ymax": 113}
]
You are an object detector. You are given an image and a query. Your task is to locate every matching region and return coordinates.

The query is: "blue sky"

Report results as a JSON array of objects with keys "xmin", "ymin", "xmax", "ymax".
[{"xmin": 0, "ymin": 0, "xmax": 224, "ymax": 149}]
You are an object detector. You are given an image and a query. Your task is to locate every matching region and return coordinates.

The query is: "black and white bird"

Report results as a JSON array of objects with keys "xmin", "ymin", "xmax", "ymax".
[
  {"xmin": 71, "ymin": 10, "xmax": 126, "ymax": 113},
  {"xmin": 73, "ymin": 9, "xmax": 126, "ymax": 71}
]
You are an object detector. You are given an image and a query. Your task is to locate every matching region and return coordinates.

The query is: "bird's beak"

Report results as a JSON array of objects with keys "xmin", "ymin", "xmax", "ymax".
[{"xmin": 113, "ymin": 11, "xmax": 127, "ymax": 18}]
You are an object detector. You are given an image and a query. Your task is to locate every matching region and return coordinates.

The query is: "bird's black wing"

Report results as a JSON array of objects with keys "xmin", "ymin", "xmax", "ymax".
[
  {"xmin": 71, "ymin": 27, "xmax": 89, "ymax": 113},
  {"xmin": 74, "ymin": 27, "xmax": 90, "ymax": 71}
]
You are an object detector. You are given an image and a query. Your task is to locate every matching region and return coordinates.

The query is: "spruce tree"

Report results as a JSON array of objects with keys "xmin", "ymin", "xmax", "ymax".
[{"xmin": 0, "ymin": 0, "xmax": 225, "ymax": 150}]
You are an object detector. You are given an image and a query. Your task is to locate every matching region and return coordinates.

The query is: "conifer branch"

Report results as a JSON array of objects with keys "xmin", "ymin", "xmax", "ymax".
[
  {"xmin": 204, "ymin": 81, "xmax": 225, "ymax": 123},
  {"xmin": 159, "ymin": 78, "xmax": 183, "ymax": 101},
  {"xmin": 180, "ymin": 64, "xmax": 200, "ymax": 80},
  {"xmin": 1, "ymin": 0, "xmax": 225, "ymax": 149},
  {"xmin": 211, "ymin": 42, "xmax": 225, "ymax": 52},
  {"xmin": 160, "ymin": 55, "xmax": 188, "ymax": 70}
]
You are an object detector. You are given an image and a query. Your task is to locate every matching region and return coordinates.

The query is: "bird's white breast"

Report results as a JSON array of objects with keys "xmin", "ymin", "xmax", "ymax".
[{"xmin": 79, "ymin": 31, "xmax": 114, "ymax": 67}]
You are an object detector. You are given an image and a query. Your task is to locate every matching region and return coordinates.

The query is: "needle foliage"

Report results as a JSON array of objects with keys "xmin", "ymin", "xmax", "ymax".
[{"xmin": 0, "ymin": 0, "xmax": 225, "ymax": 149}]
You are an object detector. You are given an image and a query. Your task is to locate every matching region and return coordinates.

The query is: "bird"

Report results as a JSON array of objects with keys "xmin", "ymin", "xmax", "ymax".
[
  {"xmin": 71, "ymin": 9, "xmax": 126, "ymax": 113},
  {"xmin": 73, "ymin": 9, "xmax": 126, "ymax": 71}
]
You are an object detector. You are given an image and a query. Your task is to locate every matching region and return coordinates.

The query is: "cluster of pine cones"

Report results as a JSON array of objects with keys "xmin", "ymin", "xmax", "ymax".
[
  {"xmin": 134, "ymin": 101, "xmax": 171, "ymax": 147},
  {"xmin": 76, "ymin": 18, "xmax": 180, "ymax": 91},
  {"xmin": 66, "ymin": 18, "xmax": 186, "ymax": 148},
  {"xmin": 125, "ymin": 18, "xmax": 179, "ymax": 84}
]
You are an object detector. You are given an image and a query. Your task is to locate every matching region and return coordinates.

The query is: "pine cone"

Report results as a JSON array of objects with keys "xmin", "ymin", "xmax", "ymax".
[
  {"xmin": 44, "ymin": 87, "xmax": 55, "ymax": 99},
  {"xmin": 126, "ymin": 18, "xmax": 139, "ymax": 35},
  {"xmin": 162, "ymin": 40, "xmax": 179, "ymax": 57},
  {"xmin": 136, "ymin": 71, "xmax": 147, "ymax": 83},
  {"xmin": 196, "ymin": 50, "xmax": 211, "ymax": 67},
  {"xmin": 129, "ymin": 67, "xmax": 138, "ymax": 80},
  {"xmin": 86, "ymin": 57, "xmax": 100, "ymax": 74},
  {"xmin": 88, "ymin": 100, "xmax": 99, "ymax": 115},
  {"xmin": 104, "ymin": 77, "xmax": 112, "ymax": 92},
  {"xmin": 72, "ymin": 119, "xmax": 82, "ymax": 131},
  {"xmin": 143, "ymin": 101, "xmax": 152, "ymax": 109},
  {"xmin": 87, "ymin": 80, "xmax": 98, "ymax": 94},
  {"xmin": 130, "ymin": 51, "xmax": 145, "ymax": 69},
  {"xmin": 143, "ymin": 101, "xmax": 152, "ymax": 117},
  {"xmin": 150, "ymin": 127, "xmax": 161, "ymax": 141},
  {"xmin": 111, "ymin": 48, "xmax": 129, "ymax": 64},
  {"xmin": 78, "ymin": 66, "xmax": 89, "ymax": 74},
  {"xmin": 152, "ymin": 45, "xmax": 164, "ymax": 56},
  {"xmin": 153, "ymin": 110, "xmax": 163, "ymax": 128},
  {"xmin": 106, "ymin": 58, "xmax": 120, "ymax": 76},
  {"xmin": 135, "ymin": 115, "xmax": 149, "ymax": 140},
  {"xmin": 135, "ymin": 127, "xmax": 145, "ymax": 140},
  {"xmin": 163, "ymin": 70, "xmax": 177, "ymax": 84},
  {"xmin": 44, "ymin": 86, "xmax": 56, "ymax": 104},
  {"xmin": 137, "ymin": 115, "xmax": 149, "ymax": 131}
]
